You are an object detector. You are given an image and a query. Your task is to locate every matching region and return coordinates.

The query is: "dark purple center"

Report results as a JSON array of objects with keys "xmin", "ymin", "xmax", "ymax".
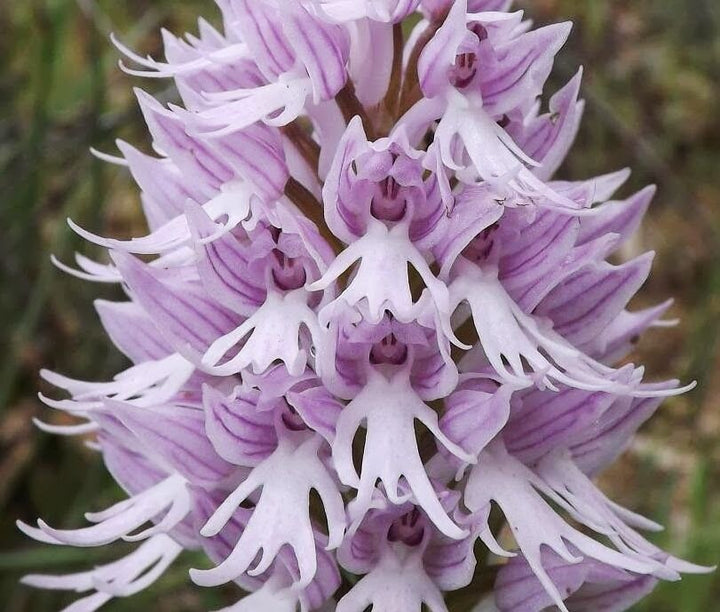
[
  {"xmin": 281, "ymin": 406, "xmax": 307, "ymax": 431},
  {"xmin": 463, "ymin": 222, "xmax": 499, "ymax": 262},
  {"xmin": 371, "ymin": 176, "xmax": 407, "ymax": 222},
  {"xmin": 271, "ymin": 250, "xmax": 307, "ymax": 290},
  {"xmin": 370, "ymin": 334, "xmax": 408, "ymax": 365},
  {"xmin": 450, "ymin": 23, "xmax": 488, "ymax": 89},
  {"xmin": 387, "ymin": 508, "xmax": 425, "ymax": 547}
]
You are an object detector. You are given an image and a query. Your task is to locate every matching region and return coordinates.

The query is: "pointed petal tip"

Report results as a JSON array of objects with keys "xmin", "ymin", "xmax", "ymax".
[
  {"xmin": 557, "ymin": 20, "xmax": 574, "ymax": 36},
  {"xmin": 38, "ymin": 369, "xmax": 57, "ymax": 383},
  {"xmin": 643, "ymin": 183, "xmax": 658, "ymax": 197},
  {"xmin": 189, "ymin": 567, "xmax": 220, "ymax": 587},
  {"xmin": 16, "ymin": 519, "xmax": 63, "ymax": 545},
  {"xmin": 19, "ymin": 574, "xmax": 42, "ymax": 587},
  {"xmin": 90, "ymin": 147, "xmax": 128, "ymax": 166}
]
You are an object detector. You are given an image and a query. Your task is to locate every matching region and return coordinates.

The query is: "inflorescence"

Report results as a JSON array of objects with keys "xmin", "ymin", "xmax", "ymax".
[{"xmin": 19, "ymin": 1, "xmax": 712, "ymax": 610}]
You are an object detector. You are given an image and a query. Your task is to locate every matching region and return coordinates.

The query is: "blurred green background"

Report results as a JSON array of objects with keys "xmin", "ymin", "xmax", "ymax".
[{"xmin": 0, "ymin": 1, "xmax": 718, "ymax": 610}]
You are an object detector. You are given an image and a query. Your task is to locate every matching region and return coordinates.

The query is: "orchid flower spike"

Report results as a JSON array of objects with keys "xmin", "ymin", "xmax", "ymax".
[{"xmin": 20, "ymin": 1, "xmax": 710, "ymax": 611}]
